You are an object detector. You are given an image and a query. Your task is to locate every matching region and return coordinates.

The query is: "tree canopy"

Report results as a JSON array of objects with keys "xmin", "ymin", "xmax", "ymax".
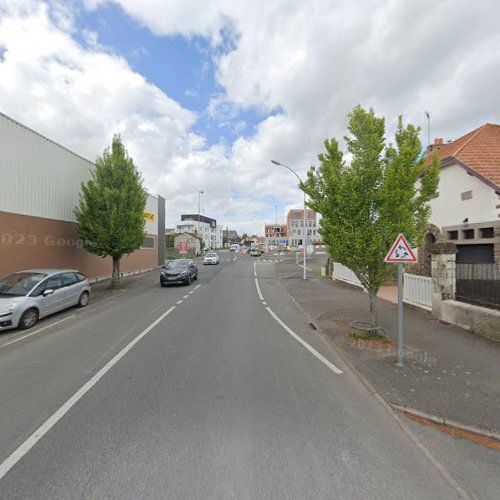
[
  {"xmin": 75, "ymin": 135, "xmax": 147, "ymax": 287},
  {"xmin": 301, "ymin": 105, "xmax": 439, "ymax": 328}
]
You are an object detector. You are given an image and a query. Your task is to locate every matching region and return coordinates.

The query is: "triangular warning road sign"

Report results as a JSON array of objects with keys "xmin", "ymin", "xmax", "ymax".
[{"xmin": 384, "ymin": 233, "xmax": 417, "ymax": 263}]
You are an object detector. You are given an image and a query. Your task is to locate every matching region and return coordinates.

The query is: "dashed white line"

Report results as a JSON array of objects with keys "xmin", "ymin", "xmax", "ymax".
[
  {"xmin": 189, "ymin": 291, "xmax": 194, "ymax": 294},
  {"xmin": 176, "ymin": 300, "xmax": 183, "ymax": 305},
  {"xmin": 183, "ymin": 295, "xmax": 189, "ymax": 299},
  {"xmin": 0, "ymin": 314, "xmax": 75, "ymax": 348},
  {"xmin": 0, "ymin": 305, "xmax": 177, "ymax": 481},
  {"xmin": 195, "ymin": 285, "xmax": 201, "ymax": 290}
]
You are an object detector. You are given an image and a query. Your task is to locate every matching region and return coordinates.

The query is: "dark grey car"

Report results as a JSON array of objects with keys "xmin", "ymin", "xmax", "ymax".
[{"xmin": 160, "ymin": 259, "xmax": 198, "ymax": 286}]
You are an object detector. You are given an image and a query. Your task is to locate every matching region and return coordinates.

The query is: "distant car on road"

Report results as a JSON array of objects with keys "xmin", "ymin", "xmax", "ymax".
[
  {"xmin": 250, "ymin": 247, "xmax": 262, "ymax": 256},
  {"xmin": 229, "ymin": 244, "xmax": 240, "ymax": 252},
  {"xmin": 161, "ymin": 259, "xmax": 198, "ymax": 286},
  {"xmin": 0, "ymin": 269, "xmax": 91, "ymax": 331},
  {"xmin": 203, "ymin": 252, "xmax": 220, "ymax": 265}
]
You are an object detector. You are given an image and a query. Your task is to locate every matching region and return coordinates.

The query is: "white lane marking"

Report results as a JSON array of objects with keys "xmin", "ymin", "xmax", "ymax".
[
  {"xmin": 176, "ymin": 300, "xmax": 183, "ymax": 305},
  {"xmin": 195, "ymin": 285, "xmax": 201, "ymax": 290},
  {"xmin": 0, "ymin": 306, "xmax": 176, "ymax": 481},
  {"xmin": 253, "ymin": 261, "xmax": 342, "ymax": 375},
  {"xmin": 0, "ymin": 314, "xmax": 75, "ymax": 348},
  {"xmin": 262, "ymin": 301, "xmax": 267, "ymax": 305},
  {"xmin": 189, "ymin": 291, "xmax": 194, "ymax": 294},
  {"xmin": 183, "ymin": 295, "xmax": 189, "ymax": 299},
  {"xmin": 266, "ymin": 307, "xmax": 343, "ymax": 375},
  {"xmin": 254, "ymin": 278, "xmax": 264, "ymax": 301}
]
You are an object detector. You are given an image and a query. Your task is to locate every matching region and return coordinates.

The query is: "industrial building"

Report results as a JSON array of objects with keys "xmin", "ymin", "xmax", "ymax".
[{"xmin": 0, "ymin": 112, "xmax": 165, "ymax": 280}]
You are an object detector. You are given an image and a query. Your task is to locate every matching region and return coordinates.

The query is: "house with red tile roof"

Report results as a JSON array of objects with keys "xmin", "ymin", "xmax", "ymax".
[{"xmin": 422, "ymin": 123, "xmax": 500, "ymax": 265}]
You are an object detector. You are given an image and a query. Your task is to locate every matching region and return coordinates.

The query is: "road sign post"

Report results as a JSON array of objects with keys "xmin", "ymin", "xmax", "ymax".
[{"xmin": 384, "ymin": 233, "xmax": 417, "ymax": 367}]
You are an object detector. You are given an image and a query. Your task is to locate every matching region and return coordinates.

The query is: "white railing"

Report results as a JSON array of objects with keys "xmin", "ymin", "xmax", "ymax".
[
  {"xmin": 332, "ymin": 262, "xmax": 363, "ymax": 288},
  {"xmin": 403, "ymin": 273, "xmax": 432, "ymax": 311}
]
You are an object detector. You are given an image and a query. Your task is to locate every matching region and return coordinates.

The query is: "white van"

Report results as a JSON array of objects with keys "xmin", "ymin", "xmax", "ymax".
[{"xmin": 229, "ymin": 244, "xmax": 240, "ymax": 252}]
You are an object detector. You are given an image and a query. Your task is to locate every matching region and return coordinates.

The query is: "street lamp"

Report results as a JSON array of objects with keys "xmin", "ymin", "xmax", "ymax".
[
  {"xmin": 198, "ymin": 188, "xmax": 204, "ymax": 241},
  {"xmin": 271, "ymin": 160, "xmax": 308, "ymax": 280}
]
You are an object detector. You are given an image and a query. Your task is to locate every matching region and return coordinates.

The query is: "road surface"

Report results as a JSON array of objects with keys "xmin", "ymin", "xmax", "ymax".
[{"xmin": 0, "ymin": 253, "xmax": 465, "ymax": 498}]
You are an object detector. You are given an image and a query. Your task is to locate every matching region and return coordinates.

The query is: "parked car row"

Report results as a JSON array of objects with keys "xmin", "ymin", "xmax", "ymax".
[{"xmin": 0, "ymin": 250, "xmax": 252, "ymax": 332}]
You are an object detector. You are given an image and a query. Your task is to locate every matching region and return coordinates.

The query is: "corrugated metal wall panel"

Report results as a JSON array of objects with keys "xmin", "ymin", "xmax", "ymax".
[{"xmin": 0, "ymin": 113, "xmax": 94, "ymax": 223}]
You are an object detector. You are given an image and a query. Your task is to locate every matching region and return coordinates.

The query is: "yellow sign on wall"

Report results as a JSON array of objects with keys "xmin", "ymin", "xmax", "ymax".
[{"xmin": 144, "ymin": 210, "xmax": 155, "ymax": 222}]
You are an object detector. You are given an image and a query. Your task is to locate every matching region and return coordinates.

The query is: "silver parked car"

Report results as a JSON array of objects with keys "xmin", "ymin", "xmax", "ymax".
[{"xmin": 0, "ymin": 269, "xmax": 91, "ymax": 331}]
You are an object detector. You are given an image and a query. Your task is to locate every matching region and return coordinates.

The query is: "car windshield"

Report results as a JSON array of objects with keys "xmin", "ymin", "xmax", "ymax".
[
  {"xmin": 0, "ymin": 272, "xmax": 47, "ymax": 297},
  {"xmin": 206, "ymin": 253, "xmax": 217, "ymax": 257},
  {"xmin": 166, "ymin": 260, "xmax": 190, "ymax": 269}
]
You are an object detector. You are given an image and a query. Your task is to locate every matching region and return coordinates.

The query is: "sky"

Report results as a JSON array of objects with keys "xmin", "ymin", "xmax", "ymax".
[{"xmin": 1, "ymin": 0, "xmax": 500, "ymax": 235}]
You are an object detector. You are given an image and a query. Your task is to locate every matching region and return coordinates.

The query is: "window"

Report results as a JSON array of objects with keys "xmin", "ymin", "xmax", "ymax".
[
  {"xmin": 32, "ymin": 275, "xmax": 62, "ymax": 296},
  {"xmin": 447, "ymin": 230, "xmax": 458, "ymax": 240},
  {"xmin": 462, "ymin": 229, "xmax": 474, "ymax": 239},
  {"xmin": 141, "ymin": 236, "xmax": 155, "ymax": 249},
  {"xmin": 480, "ymin": 227, "xmax": 494, "ymax": 238},
  {"xmin": 294, "ymin": 213, "xmax": 301, "ymax": 219},
  {"xmin": 61, "ymin": 272, "xmax": 79, "ymax": 287},
  {"xmin": 461, "ymin": 190, "xmax": 473, "ymax": 201}
]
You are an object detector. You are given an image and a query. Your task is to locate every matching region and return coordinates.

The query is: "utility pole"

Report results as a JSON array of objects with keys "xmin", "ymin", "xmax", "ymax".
[{"xmin": 425, "ymin": 111, "xmax": 431, "ymax": 147}]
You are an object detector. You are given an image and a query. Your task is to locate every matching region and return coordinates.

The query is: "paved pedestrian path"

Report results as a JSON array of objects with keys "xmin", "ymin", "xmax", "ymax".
[{"xmin": 276, "ymin": 259, "xmax": 500, "ymax": 435}]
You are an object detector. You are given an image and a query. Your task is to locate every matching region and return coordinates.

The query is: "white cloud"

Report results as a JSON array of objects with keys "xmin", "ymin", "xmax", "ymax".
[{"xmin": 2, "ymin": 0, "xmax": 500, "ymax": 236}]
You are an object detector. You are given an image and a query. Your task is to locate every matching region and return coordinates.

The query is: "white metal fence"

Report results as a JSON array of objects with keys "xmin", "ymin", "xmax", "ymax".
[
  {"xmin": 403, "ymin": 273, "xmax": 432, "ymax": 310},
  {"xmin": 332, "ymin": 263, "xmax": 363, "ymax": 288}
]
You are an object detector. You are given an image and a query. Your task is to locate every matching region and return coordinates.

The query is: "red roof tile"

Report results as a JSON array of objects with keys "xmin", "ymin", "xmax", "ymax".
[{"xmin": 425, "ymin": 123, "xmax": 500, "ymax": 188}]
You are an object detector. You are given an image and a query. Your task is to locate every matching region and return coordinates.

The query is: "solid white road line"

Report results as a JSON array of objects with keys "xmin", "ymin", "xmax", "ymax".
[
  {"xmin": 254, "ymin": 278, "xmax": 264, "ymax": 301},
  {"xmin": 0, "ymin": 314, "xmax": 76, "ymax": 348},
  {"xmin": 253, "ymin": 262, "xmax": 342, "ymax": 375},
  {"xmin": 0, "ymin": 305, "xmax": 176, "ymax": 481},
  {"xmin": 266, "ymin": 307, "xmax": 343, "ymax": 375}
]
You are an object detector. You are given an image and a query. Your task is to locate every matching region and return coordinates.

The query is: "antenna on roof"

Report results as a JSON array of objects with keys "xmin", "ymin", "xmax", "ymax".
[{"xmin": 425, "ymin": 111, "xmax": 431, "ymax": 148}]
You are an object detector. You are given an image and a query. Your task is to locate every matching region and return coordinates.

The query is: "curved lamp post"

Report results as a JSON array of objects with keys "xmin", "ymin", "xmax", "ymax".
[{"xmin": 271, "ymin": 160, "xmax": 307, "ymax": 280}]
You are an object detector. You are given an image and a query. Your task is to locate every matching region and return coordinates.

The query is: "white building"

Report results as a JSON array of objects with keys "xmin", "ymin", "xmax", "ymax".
[
  {"xmin": 422, "ymin": 125, "xmax": 500, "ymax": 265},
  {"xmin": 175, "ymin": 214, "xmax": 223, "ymax": 249}
]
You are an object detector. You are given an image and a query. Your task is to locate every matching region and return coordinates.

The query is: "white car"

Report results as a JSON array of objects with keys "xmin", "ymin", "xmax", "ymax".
[{"xmin": 203, "ymin": 252, "xmax": 220, "ymax": 265}]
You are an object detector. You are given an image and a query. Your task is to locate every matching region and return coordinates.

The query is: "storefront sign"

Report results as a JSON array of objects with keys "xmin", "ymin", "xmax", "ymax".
[{"xmin": 144, "ymin": 210, "xmax": 156, "ymax": 222}]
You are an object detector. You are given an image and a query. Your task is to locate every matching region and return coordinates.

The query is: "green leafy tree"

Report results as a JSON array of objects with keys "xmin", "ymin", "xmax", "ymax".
[
  {"xmin": 165, "ymin": 232, "xmax": 178, "ymax": 248},
  {"xmin": 241, "ymin": 233, "xmax": 248, "ymax": 240},
  {"xmin": 75, "ymin": 135, "xmax": 148, "ymax": 288},
  {"xmin": 302, "ymin": 106, "xmax": 439, "ymax": 330}
]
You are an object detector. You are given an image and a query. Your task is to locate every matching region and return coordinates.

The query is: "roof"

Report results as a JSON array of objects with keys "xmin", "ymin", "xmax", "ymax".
[{"xmin": 426, "ymin": 123, "xmax": 500, "ymax": 189}]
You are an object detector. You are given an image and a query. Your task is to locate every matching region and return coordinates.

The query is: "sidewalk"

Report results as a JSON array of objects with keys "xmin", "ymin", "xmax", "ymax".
[{"xmin": 276, "ymin": 258, "xmax": 500, "ymax": 435}]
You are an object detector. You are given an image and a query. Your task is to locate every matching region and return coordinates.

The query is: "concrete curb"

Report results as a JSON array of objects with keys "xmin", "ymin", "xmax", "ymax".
[
  {"xmin": 275, "ymin": 275, "xmax": 472, "ymax": 500},
  {"xmin": 389, "ymin": 403, "xmax": 500, "ymax": 443}
]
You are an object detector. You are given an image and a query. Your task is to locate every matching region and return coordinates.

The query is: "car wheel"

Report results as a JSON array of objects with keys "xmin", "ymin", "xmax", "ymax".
[
  {"xmin": 194, "ymin": 273, "xmax": 198, "ymax": 280},
  {"xmin": 78, "ymin": 291, "xmax": 90, "ymax": 307},
  {"xmin": 19, "ymin": 308, "xmax": 39, "ymax": 330},
  {"xmin": 186, "ymin": 274, "xmax": 192, "ymax": 285}
]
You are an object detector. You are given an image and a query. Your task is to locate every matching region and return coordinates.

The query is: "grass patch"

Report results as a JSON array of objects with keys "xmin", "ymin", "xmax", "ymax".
[{"xmin": 350, "ymin": 330, "xmax": 391, "ymax": 343}]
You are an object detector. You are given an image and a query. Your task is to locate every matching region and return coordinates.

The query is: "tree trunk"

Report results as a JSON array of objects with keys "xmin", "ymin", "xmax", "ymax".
[
  {"xmin": 111, "ymin": 255, "xmax": 121, "ymax": 289},
  {"xmin": 368, "ymin": 289, "xmax": 377, "ymax": 333}
]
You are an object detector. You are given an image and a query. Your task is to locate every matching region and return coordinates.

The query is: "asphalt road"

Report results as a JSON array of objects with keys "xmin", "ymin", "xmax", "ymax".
[{"xmin": 0, "ymin": 252, "xmax": 465, "ymax": 498}]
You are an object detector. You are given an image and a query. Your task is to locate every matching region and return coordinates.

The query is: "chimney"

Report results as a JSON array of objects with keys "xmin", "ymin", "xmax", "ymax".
[{"xmin": 427, "ymin": 137, "xmax": 444, "ymax": 155}]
